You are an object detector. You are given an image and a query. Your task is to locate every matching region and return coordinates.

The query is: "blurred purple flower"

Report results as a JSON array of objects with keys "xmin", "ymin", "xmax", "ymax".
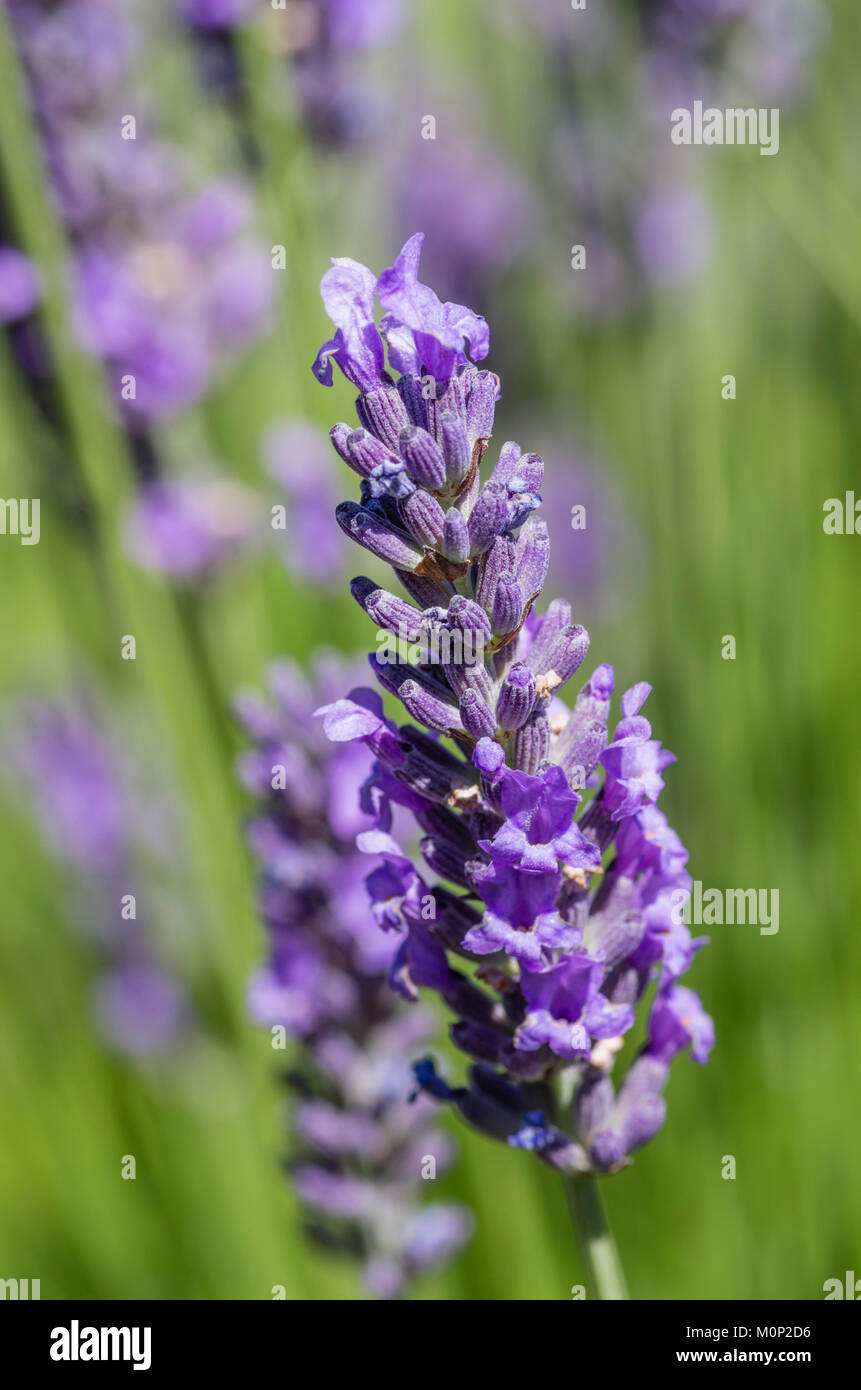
[
  {"xmin": 634, "ymin": 185, "xmax": 713, "ymax": 287},
  {"xmin": 123, "ymin": 475, "xmax": 261, "ymax": 581},
  {"xmin": 397, "ymin": 137, "xmax": 537, "ymax": 305},
  {"xmin": 95, "ymin": 963, "xmax": 188, "ymax": 1057},
  {"xmin": 236, "ymin": 653, "xmax": 471, "ymax": 1296},
  {"xmin": 10, "ymin": 2, "xmax": 274, "ymax": 422},
  {"xmin": 1, "ymin": 694, "xmax": 190, "ymax": 1058},
  {"xmin": 0, "ymin": 247, "xmax": 41, "ymax": 323},
  {"xmin": 262, "ymin": 420, "xmax": 346, "ymax": 585}
]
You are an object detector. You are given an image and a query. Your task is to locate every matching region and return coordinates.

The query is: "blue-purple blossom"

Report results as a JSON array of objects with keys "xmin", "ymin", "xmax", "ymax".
[
  {"xmin": 313, "ymin": 233, "xmax": 489, "ymax": 392},
  {"xmin": 236, "ymin": 653, "xmax": 471, "ymax": 1296},
  {"xmin": 311, "ymin": 237, "xmax": 712, "ymax": 1178}
]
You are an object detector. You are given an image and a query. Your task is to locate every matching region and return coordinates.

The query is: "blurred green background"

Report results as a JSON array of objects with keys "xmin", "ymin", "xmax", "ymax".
[{"xmin": 0, "ymin": 0, "xmax": 858, "ymax": 1299}]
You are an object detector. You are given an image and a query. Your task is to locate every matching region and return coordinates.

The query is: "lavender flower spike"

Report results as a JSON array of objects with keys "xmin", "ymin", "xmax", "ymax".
[
  {"xmin": 236, "ymin": 654, "xmax": 471, "ymax": 1299},
  {"xmin": 311, "ymin": 237, "xmax": 713, "ymax": 1299}
]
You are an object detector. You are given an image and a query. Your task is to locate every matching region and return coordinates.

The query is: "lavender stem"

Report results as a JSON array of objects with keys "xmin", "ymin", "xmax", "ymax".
[{"xmin": 564, "ymin": 1176, "xmax": 629, "ymax": 1302}]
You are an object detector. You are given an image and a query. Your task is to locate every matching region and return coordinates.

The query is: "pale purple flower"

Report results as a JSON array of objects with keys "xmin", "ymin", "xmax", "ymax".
[
  {"xmin": 237, "ymin": 653, "xmax": 471, "ymax": 1296},
  {"xmin": 1, "ymin": 694, "xmax": 190, "ymax": 1058},
  {"xmin": 0, "ymin": 247, "xmax": 41, "ymax": 323},
  {"xmin": 123, "ymin": 475, "xmax": 261, "ymax": 581},
  {"xmin": 10, "ymin": 1, "xmax": 274, "ymax": 421},
  {"xmin": 262, "ymin": 420, "xmax": 346, "ymax": 585}
]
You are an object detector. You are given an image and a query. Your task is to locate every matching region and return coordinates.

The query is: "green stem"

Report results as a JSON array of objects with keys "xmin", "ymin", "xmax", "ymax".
[{"xmin": 564, "ymin": 1176, "xmax": 629, "ymax": 1301}]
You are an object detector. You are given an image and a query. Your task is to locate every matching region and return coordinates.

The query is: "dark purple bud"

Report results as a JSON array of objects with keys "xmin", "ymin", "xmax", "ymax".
[
  {"xmin": 496, "ymin": 662, "xmax": 536, "ymax": 732},
  {"xmin": 451, "ymin": 1020, "xmax": 508, "ymax": 1064},
  {"xmin": 464, "ymin": 368, "xmax": 499, "ymax": 444},
  {"xmin": 445, "ymin": 658, "xmax": 496, "ymax": 706},
  {"xmin": 368, "ymin": 654, "xmax": 452, "ymax": 707},
  {"xmin": 417, "ymin": 803, "xmax": 476, "ymax": 854},
  {"xmin": 540, "ymin": 624, "xmax": 590, "ymax": 688},
  {"xmin": 526, "ymin": 598, "xmax": 572, "ymax": 673},
  {"xmin": 491, "ymin": 573, "xmax": 523, "ymax": 635},
  {"xmin": 468, "ymin": 481, "xmax": 508, "ymax": 556},
  {"xmin": 577, "ymin": 792, "xmax": 618, "ymax": 855},
  {"xmin": 396, "ymin": 372, "xmax": 428, "ymax": 429},
  {"xmin": 474, "ymin": 534, "xmax": 516, "ymax": 613},
  {"xmin": 346, "ymin": 428, "xmax": 393, "ymax": 477},
  {"xmin": 488, "ymin": 440, "xmax": 522, "ymax": 488},
  {"xmin": 336, "ymin": 501, "xmax": 423, "ymax": 570},
  {"xmin": 425, "ymin": 889, "xmax": 484, "ymax": 955},
  {"xmin": 329, "ymin": 422, "xmax": 353, "ymax": 462},
  {"xmin": 515, "ymin": 517, "xmax": 550, "ymax": 598},
  {"xmin": 361, "ymin": 484, "xmax": 405, "ymax": 526},
  {"xmin": 440, "ymin": 415, "xmax": 471, "ymax": 489},
  {"xmin": 442, "ymin": 974, "xmax": 509, "ymax": 1027},
  {"xmin": 389, "ymin": 658, "xmax": 454, "ymax": 703},
  {"xmin": 399, "ymin": 488, "xmax": 446, "ymax": 548},
  {"xmin": 448, "ymin": 594, "xmax": 493, "ymax": 640},
  {"xmin": 400, "ymin": 727, "xmax": 472, "ymax": 780},
  {"xmin": 395, "ymin": 745, "xmax": 470, "ymax": 805},
  {"xmin": 459, "ymin": 689, "xmax": 497, "ymax": 740},
  {"xmin": 356, "ymin": 383, "xmax": 410, "ymax": 453},
  {"xmin": 473, "ymin": 735, "xmax": 505, "ymax": 777},
  {"xmin": 399, "ymin": 678, "xmax": 463, "ymax": 735},
  {"xmin": 350, "ymin": 577, "xmax": 422, "ymax": 640},
  {"xmin": 420, "ymin": 835, "xmax": 471, "ymax": 889},
  {"xmin": 399, "ymin": 426, "xmax": 447, "ymax": 491},
  {"xmin": 395, "ymin": 567, "xmax": 454, "ymax": 609},
  {"xmin": 443, "ymin": 508, "xmax": 470, "ymax": 564},
  {"xmin": 510, "ymin": 707, "xmax": 551, "ymax": 774}
]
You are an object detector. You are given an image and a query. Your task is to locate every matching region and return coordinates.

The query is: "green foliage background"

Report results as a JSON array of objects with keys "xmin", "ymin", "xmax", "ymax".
[{"xmin": 0, "ymin": 0, "xmax": 858, "ymax": 1299}]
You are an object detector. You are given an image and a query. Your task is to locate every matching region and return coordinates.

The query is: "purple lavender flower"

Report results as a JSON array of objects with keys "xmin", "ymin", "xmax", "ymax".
[
  {"xmin": 0, "ymin": 246, "xmax": 41, "ymax": 323},
  {"xmin": 9, "ymin": 4, "xmax": 274, "ymax": 422},
  {"xmin": 2, "ymin": 696, "xmax": 189, "ymax": 1057},
  {"xmin": 392, "ymin": 120, "xmax": 537, "ymax": 307},
  {"xmin": 262, "ymin": 420, "xmax": 347, "ymax": 586},
  {"xmin": 183, "ymin": 0, "xmax": 404, "ymax": 145},
  {"xmin": 180, "ymin": 0, "xmax": 257, "ymax": 27},
  {"xmin": 123, "ymin": 473, "xmax": 261, "ymax": 582},
  {"xmin": 505, "ymin": 0, "xmax": 825, "ymax": 318},
  {"xmin": 309, "ymin": 237, "xmax": 712, "ymax": 1202},
  {"xmin": 236, "ymin": 653, "xmax": 471, "ymax": 1297}
]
